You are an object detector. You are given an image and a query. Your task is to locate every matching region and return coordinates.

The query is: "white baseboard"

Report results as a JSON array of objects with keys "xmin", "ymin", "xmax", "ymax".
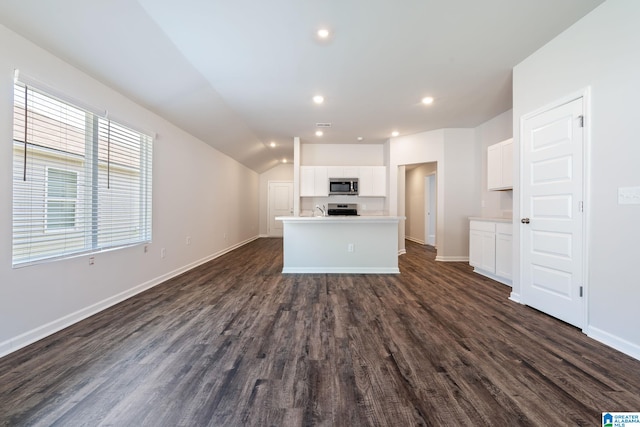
[
  {"xmin": 282, "ymin": 267, "xmax": 400, "ymax": 274},
  {"xmin": 435, "ymin": 256, "xmax": 469, "ymax": 262},
  {"xmin": 406, "ymin": 236, "xmax": 425, "ymax": 245},
  {"xmin": 586, "ymin": 325, "xmax": 640, "ymax": 362},
  {"xmin": 0, "ymin": 236, "xmax": 259, "ymax": 359},
  {"xmin": 509, "ymin": 292, "xmax": 522, "ymax": 303},
  {"xmin": 472, "ymin": 267, "xmax": 512, "ymax": 287}
]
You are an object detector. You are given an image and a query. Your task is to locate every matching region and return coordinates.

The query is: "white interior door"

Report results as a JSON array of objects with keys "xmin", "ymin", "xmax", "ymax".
[
  {"xmin": 268, "ymin": 181, "xmax": 293, "ymax": 237},
  {"xmin": 521, "ymin": 97, "xmax": 585, "ymax": 328},
  {"xmin": 424, "ymin": 174, "xmax": 436, "ymax": 246}
]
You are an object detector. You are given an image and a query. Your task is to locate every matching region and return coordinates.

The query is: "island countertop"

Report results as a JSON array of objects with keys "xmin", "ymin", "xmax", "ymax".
[{"xmin": 276, "ymin": 215, "xmax": 405, "ymax": 223}]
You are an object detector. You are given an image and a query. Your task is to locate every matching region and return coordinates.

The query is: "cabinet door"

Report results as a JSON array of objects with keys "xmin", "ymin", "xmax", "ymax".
[
  {"xmin": 300, "ymin": 166, "xmax": 315, "ymax": 197},
  {"xmin": 488, "ymin": 138, "xmax": 513, "ymax": 190},
  {"xmin": 480, "ymin": 232, "xmax": 496, "ymax": 273},
  {"xmin": 327, "ymin": 167, "xmax": 344, "ymax": 178},
  {"xmin": 358, "ymin": 166, "xmax": 386, "ymax": 197},
  {"xmin": 487, "ymin": 143, "xmax": 503, "ymax": 190},
  {"xmin": 314, "ymin": 167, "xmax": 328, "ymax": 196},
  {"xmin": 495, "ymin": 223, "xmax": 513, "ymax": 279},
  {"xmin": 495, "ymin": 233, "xmax": 512, "ymax": 279},
  {"xmin": 469, "ymin": 229, "xmax": 484, "ymax": 268},
  {"xmin": 300, "ymin": 166, "xmax": 328, "ymax": 196},
  {"xmin": 327, "ymin": 166, "xmax": 358, "ymax": 179},
  {"xmin": 371, "ymin": 167, "xmax": 386, "ymax": 196},
  {"xmin": 470, "ymin": 220, "xmax": 496, "ymax": 274},
  {"xmin": 501, "ymin": 139, "xmax": 513, "ymax": 189},
  {"xmin": 343, "ymin": 167, "xmax": 359, "ymax": 178}
]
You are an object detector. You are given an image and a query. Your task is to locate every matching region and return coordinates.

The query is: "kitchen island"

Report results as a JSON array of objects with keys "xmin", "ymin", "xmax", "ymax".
[{"xmin": 275, "ymin": 216, "xmax": 404, "ymax": 274}]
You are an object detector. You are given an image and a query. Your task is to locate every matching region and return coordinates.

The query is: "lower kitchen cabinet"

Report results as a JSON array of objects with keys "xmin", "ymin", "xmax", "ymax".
[
  {"xmin": 469, "ymin": 219, "xmax": 512, "ymax": 285},
  {"xmin": 495, "ymin": 223, "xmax": 513, "ymax": 280}
]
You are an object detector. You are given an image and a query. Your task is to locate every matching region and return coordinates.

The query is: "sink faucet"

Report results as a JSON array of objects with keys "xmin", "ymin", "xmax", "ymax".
[{"xmin": 316, "ymin": 204, "xmax": 326, "ymax": 216}]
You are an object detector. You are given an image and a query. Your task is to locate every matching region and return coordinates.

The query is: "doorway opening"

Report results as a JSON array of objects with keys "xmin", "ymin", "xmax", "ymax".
[{"xmin": 404, "ymin": 163, "xmax": 437, "ymax": 248}]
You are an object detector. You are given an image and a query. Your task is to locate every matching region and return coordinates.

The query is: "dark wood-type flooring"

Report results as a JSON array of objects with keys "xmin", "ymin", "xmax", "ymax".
[{"xmin": 1, "ymin": 238, "xmax": 639, "ymax": 426}]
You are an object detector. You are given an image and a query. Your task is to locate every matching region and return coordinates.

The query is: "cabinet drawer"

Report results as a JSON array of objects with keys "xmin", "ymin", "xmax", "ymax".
[
  {"xmin": 496, "ymin": 223, "xmax": 512, "ymax": 235},
  {"xmin": 470, "ymin": 220, "xmax": 496, "ymax": 232}
]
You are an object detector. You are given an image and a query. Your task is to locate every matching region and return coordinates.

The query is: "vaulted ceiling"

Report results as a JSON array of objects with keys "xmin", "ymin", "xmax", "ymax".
[{"xmin": 0, "ymin": 0, "xmax": 605, "ymax": 172}]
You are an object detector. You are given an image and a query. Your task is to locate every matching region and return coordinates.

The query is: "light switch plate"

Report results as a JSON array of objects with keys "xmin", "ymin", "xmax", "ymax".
[{"xmin": 618, "ymin": 186, "xmax": 640, "ymax": 205}]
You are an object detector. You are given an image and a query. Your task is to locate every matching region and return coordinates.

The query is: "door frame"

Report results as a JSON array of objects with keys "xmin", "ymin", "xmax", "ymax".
[
  {"xmin": 267, "ymin": 180, "xmax": 294, "ymax": 237},
  {"xmin": 518, "ymin": 87, "xmax": 591, "ymax": 331},
  {"xmin": 424, "ymin": 173, "xmax": 436, "ymax": 247}
]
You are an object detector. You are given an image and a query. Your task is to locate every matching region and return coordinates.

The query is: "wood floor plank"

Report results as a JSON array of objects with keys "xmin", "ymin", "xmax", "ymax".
[{"xmin": 1, "ymin": 238, "xmax": 640, "ymax": 426}]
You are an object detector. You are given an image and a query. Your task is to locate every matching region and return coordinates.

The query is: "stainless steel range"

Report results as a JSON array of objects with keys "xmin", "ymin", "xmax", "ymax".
[{"xmin": 327, "ymin": 203, "xmax": 358, "ymax": 216}]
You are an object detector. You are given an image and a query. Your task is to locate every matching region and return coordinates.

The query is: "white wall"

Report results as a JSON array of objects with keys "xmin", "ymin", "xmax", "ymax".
[
  {"xmin": 0, "ymin": 25, "xmax": 260, "ymax": 357},
  {"xmin": 476, "ymin": 110, "xmax": 513, "ymax": 218},
  {"xmin": 259, "ymin": 163, "xmax": 294, "ymax": 235},
  {"xmin": 390, "ymin": 128, "xmax": 478, "ymax": 260},
  {"xmin": 300, "ymin": 143, "xmax": 385, "ymax": 166},
  {"xmin": 442, "ymin": 129, "xmax": 481, "ymax": 259},
  {"xmin": 512, "ymin": 0, "xmax": 640, "ymax": 359}
]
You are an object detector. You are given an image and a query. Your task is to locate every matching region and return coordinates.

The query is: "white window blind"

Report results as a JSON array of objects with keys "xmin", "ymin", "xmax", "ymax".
[{"xmin": 12, "ymin": 81, "xmax": 153, "ymax": 267}]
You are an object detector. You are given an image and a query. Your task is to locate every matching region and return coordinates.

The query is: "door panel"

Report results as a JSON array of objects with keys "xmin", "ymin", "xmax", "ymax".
[
  {"xmin": 268, "ymin": 182, "xmax": 293, "ymax": 237},
  {"xmin": 522, "ymin": 97, "xmax": 584, "ymax": 328}
]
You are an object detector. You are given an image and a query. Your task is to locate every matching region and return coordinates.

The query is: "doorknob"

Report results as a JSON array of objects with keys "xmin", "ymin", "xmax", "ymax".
[{"xmin": 521, "ymin": 218, "xmax": 530, "ymax": 224}]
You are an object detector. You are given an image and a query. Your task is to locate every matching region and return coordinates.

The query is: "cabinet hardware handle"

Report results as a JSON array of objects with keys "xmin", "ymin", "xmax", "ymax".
[{"xmin": 521, "ymin": 218, "xmax": 530, "ymax": 224}]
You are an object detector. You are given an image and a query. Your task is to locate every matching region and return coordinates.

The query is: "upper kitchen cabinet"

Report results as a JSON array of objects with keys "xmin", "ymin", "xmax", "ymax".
[
  {"xmin": 300, "ymin": 166, "xmax": 328, "ymax": 197},
  {"xmin": 487, "ymin": 138, "xmax": 513, "ymax": 190},
  {"xmin": 301, "ymin": 165, "xmax": 386, "ymax": 197},
  {"xmin": 358, "ymin": 166, "xmax": 387, "ymax": 197},
  {"xmin": 327, "ymin": 166, "xmax": 359, "ymax": 178}
]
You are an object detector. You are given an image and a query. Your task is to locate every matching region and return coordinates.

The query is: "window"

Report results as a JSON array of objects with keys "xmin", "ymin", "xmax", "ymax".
[
  {"xmin": 12, "ymin": 81, "xmax": 153, "ymax": 267},
  {"xmin": 46, "ymin": 167, "xmax": 78, "ymax": 230}
]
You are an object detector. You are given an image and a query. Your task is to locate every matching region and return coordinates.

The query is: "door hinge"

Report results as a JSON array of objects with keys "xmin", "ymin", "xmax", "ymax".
[
  {"xmin": 580, "ymin": 286, "xmax": 583, "ymax": 297},
  {"xmin": 579, "ymin": 201, "xmax": 584, "ymax": 212},
  {"xmin": 578, "ymin": 115, "xmax": 584, "ymax": 127}
]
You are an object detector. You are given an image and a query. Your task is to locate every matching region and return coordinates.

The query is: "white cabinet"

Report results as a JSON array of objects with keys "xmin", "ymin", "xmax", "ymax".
[
  {"xmin": 300, "ymin": 166, "xmax": 328, "ymax": 197},
  {"xmin": 469, "ymin": 221, "xmax": 496, "ymax": 274},
  {"xmin": 488, "ymin": 138, "xmax": 513, "ymax": 190},
  {"xmin": 327, "ymin": 166, "xmax": 359, "ymax": 178},
  {"xmin": 469, "ymin": 219, "xmax": 512, "ymax": 285},
  {"xmin": 358, "ymin": 166, "xmax": 386, "ymax": 197},
  {"xmin": 304, "ymin": 165, "xmax": 387, "ymax": 197},
  {"xmin": 495, "ymin": 223, "xmax": 513, "ymax": 280}
]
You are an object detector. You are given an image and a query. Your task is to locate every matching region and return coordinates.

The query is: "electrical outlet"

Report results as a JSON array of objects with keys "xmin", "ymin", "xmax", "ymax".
[
  {"xmin": 348, "ymin": 243, "xmax": 354, "ymax": 253},
  {"xmin": 89, "ymin": 256, "xmax": 95, "ymax": 265},
  {"xmin": 186, "ymin": 236, "xmax": 192, "ymax": 245},
  {"xmin": 223, "ymin": 233, "xmax": 228, "ymax": 241},
  {"xmin": 618, "ymin": 186, "xmax": 640, "ymax": 205},
  {"xmin": 161, "ymin": 248, "xmax": 166, "ymax": 258},
  {"xmin": 144, "ymin": 245, "xmax": 148, "ymax": 253}
]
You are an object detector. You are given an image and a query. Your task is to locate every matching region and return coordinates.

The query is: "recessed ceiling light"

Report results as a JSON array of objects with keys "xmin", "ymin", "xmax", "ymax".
[
  {"xmin": 357, "ymin": 136, "xmax": 364, "ymax": 141},
  {"xmin": 313, "ymin": 95, "xmax": 324, "ymax": 104},
  {"xmin": 317, "ymin": 28, "xmax": 330, "ymax": 39},
  {"xmin": 315, "ymin": 130, "xmax": 324, "ymax": 137},
  {"xmin": 422, "ymin": 96, "xmax": 434, "ymax": 105},
  {"xmin": 391, "ymin": 131, "xmax": 400, "ymax": 137},
  {"xmin": 269, "ymin": 141, "xmax": 276, "ymax": 147}
]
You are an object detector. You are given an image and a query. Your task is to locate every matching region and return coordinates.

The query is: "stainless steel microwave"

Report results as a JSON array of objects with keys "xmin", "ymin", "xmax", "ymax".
[{"xmin": 329, "ymin": 178, "xmax": 358, "ymax": 196}]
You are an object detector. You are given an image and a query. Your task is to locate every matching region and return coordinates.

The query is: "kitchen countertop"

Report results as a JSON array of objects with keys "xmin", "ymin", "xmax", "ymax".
[
  {"xmin": 468, "ymin": 217, "xmax": 513, "ymax": 223},
  {"xmin": 277, "ymin": 215, "xmax": 404, "ymax": 223}
]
